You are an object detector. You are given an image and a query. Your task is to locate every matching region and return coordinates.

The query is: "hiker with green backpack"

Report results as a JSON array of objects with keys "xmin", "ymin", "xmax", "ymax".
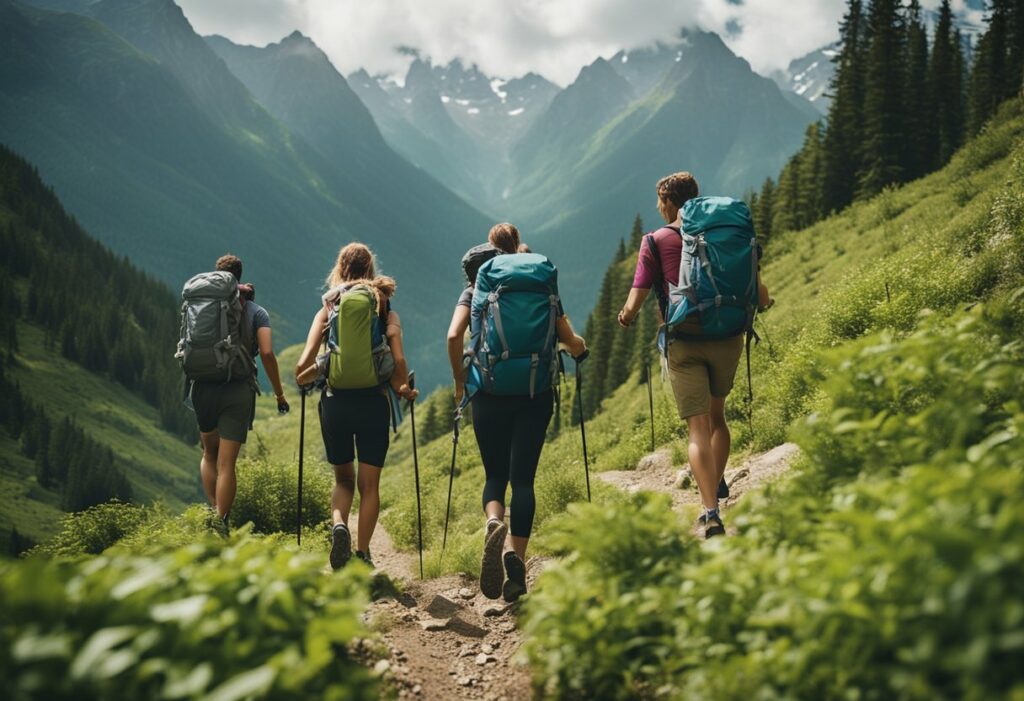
[
  {"xmin": 616, "ymin": 173, "xmax": 772, "ymax": 538},
  {"xmin": 448, "ymin": 223, "xmax": 586, "ymax": 601},
  {"xmin": 294, "ymin": 243, "xmax": 417, "ymax": 570},
  {"xmin": 177, "ymin": 254, "xmax": 290, "ymax": 536}
]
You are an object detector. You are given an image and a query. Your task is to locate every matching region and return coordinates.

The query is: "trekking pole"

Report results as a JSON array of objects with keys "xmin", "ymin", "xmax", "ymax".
[
  {"xmin": 407, "ymin": 372, "xmax": 424, "ymax": 580},
  {"xmin": 441, "ymin": 408, "xmax": 462, "ymax": 558},
  {"xmin": 570, "ymin": 350, "xmax": 592, "ymax": 502},
  {"xmin": 297, "ymin": 387, "xmax": 307, "ymax": 547},
  {"xmin": 645, "ymin": 359, "xmax": 655, "ymax": 453}
]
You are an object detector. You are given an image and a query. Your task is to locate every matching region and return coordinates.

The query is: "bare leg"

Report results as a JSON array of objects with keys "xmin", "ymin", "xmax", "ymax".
[
  {"xmin": 510, "ymin": 536, "xmax": 528, "ymax": 561},
  {"xmin": 485, "ymin": 500, "xmax": 505, "ymax": 523},
  {"xmin": 686, "ymin": 414, "xmax": 719, "ymax": 510},
  {"xmin": 709, "ymin": 397, "xmax": 731, "ymax": 485},
  {"xmin": 355, "ymin": 464, "xmax": 382, "ymax": 552},
  {"xmin": 214, "ymin": 438, "xmax": 242, "ymax": 518},
  {"xmin": 332, "ymin": 463, "xmax": 356, "ymax": 526},
  {"xmin": 199, "ymin": 431, "xmax": 219, "ymax": 507}
]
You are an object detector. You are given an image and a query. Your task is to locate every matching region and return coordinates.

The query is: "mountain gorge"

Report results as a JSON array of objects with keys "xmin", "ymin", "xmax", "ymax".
[{"xmin": 2, "ymin": 0, "xmax": 489, "ymax": 384}]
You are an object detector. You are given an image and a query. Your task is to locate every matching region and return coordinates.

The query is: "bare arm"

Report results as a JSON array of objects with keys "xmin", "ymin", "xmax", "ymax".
[
  {"xmin": 447, "ymin": 305, "xmax": 471, "ymax": 406},
  {"xmin": 256, "ymin": 326, "xmax": 286, "ymax": 398},
  {"xmin": 556, "ymin": 315, "xmax": 586, "ymax": 358},
  {"xmin": 387, "ymin": 311, "xmax": 418, "ymax": 401},
  {"xmin": 757, "ymin": 272, "xmax": 773, "ymax": 310},
  {"xmin": 617, "ymin": 287, "xmax": 651, "ymax": 327},
  {"xmin": 295, "ymin": 308, "xmax": 328, "ymax": 385}
]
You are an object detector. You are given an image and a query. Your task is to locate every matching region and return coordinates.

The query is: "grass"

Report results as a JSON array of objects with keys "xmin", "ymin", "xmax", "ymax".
[{"xmin": 1, "ymin": 320, "xmax": 202, "ymax": 547}]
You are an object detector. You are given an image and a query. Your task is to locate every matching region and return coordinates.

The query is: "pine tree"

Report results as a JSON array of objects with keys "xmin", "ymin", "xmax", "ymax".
[
  {"xmin": 823, "ymin": 0, "xmax": 867, "ymax": 213},
  {"xmin": 929, "ymin": 0, "xmax": 966, "ymax": 166},
  {"xmin": 772, "ymin": 157, "xmax": 801, "ymax": 234},
  {"xmin": 795, "ymin": 122, "xmax": 825, "ymax": 227},
  {"xmin": 859, "ymin": 0, "xmax": 907, "ymax": 197},
  {"xmin": 754, "ymin": 178, "xmax": 775, "ymax": 246},
  {"xmin": 969, "ymin": 0, "xmax": 1011, "ymax": 134},
  {"xmin": 628, "ymin": 214, "xmax": 644, "ymax": 250},
  {"xmin": 903, "ymin": 0, "xmax": 932, "ymax": 181}
]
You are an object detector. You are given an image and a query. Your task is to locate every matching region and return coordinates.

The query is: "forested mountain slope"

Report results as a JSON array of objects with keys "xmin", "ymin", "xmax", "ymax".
[{"xmin": 0, "ymin": 145, "xmax": 201, "ymax": 552}]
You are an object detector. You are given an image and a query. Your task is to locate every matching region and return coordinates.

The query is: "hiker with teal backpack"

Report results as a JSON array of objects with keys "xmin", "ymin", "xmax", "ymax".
[
  {"xmin": 447, "ymin": 223, "xmax": 586, "ymax": 601},
  {"xmin": 294, "ymin": 243, "xmax": 417, "ymax": 569},
  {"xmin": 617, "ymin": 173, "xmax": 772, "ymax": 538},
  {"xmin": 177, "ymin": 254, "xmax": 290, "ymax": 537}
]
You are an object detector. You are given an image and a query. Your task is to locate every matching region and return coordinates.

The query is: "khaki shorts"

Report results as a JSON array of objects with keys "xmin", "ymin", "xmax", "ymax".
[{"xmin": 667, "ymin": 336, "xmax": 744, "ymax": 419}]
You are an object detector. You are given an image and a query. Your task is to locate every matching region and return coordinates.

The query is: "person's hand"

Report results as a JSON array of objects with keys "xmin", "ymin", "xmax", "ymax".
[
  {"xmin": 397, "ymin": 384, "xmax": 419, "ymax": 402},
  {"xmin": 454, "ymin": 379, "xmax": 465, "ymax": 407},
  {"xmin": 276, "ymin": 394, "xmax": 290, "ymax": 415},
  {"xmin": 617, "ymin": 309, "xmax": 634, "ymax": 328},
  {"xmin": 758, "ymin": 298, "xmax": 775, "ymax": 313}
]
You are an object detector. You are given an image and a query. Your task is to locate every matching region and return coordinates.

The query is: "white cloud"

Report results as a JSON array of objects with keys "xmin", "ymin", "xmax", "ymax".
[{"xmin": 176, "ymin": 0, "xmax": 961, "ymax": 84}]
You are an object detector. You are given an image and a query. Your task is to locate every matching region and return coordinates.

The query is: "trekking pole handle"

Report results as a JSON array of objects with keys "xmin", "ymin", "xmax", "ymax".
[{"xmin": 560, "ymin": 349, "xmax": 590, "ymax": 364}]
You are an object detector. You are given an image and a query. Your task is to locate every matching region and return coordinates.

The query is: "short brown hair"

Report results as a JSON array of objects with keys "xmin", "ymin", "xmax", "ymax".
[
  {"xmin": 656, "ymin": 172, "xmax": 699, "ymax": 208},
  {"xmin": 216, "ymin": 254, "xmax": 243, "ymax": 281},
  {"xmin": 488, "ymin": 223, "xmax": 521, "ymax": 254}
]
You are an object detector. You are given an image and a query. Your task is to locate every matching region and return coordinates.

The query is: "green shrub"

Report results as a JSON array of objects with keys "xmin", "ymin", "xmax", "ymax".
[
  {"xmin": 30, "ymin": 501, "xmax": 157, "ymax": 558},
  {"xmin": 0, "ymin": 535, "xmax": 376, "ymax": 700},
  {"xmin": 522, "ymin": 306, "xmax": 1024, "ymax": 700},
  {"xmin": 232, "ymin": 455, "xmax": 333, "ymax": 534}
]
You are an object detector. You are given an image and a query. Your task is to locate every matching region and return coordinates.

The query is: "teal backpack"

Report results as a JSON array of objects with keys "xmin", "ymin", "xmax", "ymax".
[
  {"xmin": 469, "ymin": 253, "xmax": 561, "ymax": 397},
  {"xmin": 659, "ymin": 196, "xmax": 759, "ymax": 345}
]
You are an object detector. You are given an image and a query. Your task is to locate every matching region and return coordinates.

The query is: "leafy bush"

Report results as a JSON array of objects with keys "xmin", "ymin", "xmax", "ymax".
[
  {"xmin": 30, "ymin": 501, "xmax": 157, "ymax": 558},
  {"xmin": 522, "ymin": 305, "xmax": 1024, "ymax": 700},
  {"xmin": 0, "ymin": 535, "xmax": 376, "ymax": 700},
  {"xmin": 232, "ymin": 454, "xmax": 333, "ymax": 535}
]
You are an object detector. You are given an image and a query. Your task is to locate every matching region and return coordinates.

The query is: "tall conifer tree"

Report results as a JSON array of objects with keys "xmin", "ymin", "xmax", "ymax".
[
  {"xmin": 859, "ymin": 0, "xmax": 907, "ymax": 197},
  {"xmin": 823, "ymin": 0, "xmax": 867, "ymax": 214},
  {"xmin": 929, "ymin": 0, "xmax": 965, "ymax": 166},
  {"xmin": 903, "ymin": 0, "xmax": 932, "ymax": 181}
]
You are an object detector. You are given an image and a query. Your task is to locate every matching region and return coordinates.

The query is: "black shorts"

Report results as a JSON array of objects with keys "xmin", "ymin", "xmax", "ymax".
[
  {"xmin": 318, "ymin": 390, "xmax": 391, "ymax": 467},
  {"xmin": 190, "ymin": 380, "xmax": 256, "ymax": 444}
]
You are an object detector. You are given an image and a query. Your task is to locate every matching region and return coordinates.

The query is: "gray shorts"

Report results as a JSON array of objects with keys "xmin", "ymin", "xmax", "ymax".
[{"xmin": 190, "ymin": 380, "xmax": 256, "ymax": 443}]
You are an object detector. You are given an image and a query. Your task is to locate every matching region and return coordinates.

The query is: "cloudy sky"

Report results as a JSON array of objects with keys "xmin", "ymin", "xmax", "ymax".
[{"xmin": 176, "ymin": 0, "xmax": 977, "ymax": 85}]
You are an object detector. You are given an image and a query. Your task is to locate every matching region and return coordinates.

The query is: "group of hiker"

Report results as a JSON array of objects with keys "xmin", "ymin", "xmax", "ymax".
[{"xmin": 177, "ymin": 171, "xmax": 771, "ymax": 601}]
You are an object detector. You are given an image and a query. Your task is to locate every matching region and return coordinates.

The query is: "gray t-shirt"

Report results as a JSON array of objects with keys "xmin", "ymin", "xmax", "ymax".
[{"xmin": 245, "ymin": 301, "xmax": 271, "ymax": 357}]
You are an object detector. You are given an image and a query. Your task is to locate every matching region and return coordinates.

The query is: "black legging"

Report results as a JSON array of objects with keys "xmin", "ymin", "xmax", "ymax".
[{"xmin": 472, "ymin": 390, "xmax": 554, "ymax": 538}]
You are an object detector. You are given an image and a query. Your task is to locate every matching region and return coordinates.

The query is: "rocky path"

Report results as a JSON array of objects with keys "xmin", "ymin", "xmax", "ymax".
[
  {"xmin": 354, "ymin": 442, "xmax": 799, "ymax": 700},
  {"xmin": 348, "ymin": 520, "xmax": 538, "ymax": 701}
]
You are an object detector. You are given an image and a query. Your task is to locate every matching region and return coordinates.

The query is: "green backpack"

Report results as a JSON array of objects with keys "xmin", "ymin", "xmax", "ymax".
[{"xmin": 326, "ymin": 285, "xmax": 395, "ymax": 390}]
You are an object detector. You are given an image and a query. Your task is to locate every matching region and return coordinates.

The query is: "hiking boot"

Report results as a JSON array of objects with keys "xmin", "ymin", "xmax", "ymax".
[
  {"xmin": 330, "ymin": 523, "xmax": 352, "ymax": 570},
  {"xmin": 211, "ymin": 514, "xmax": 229, "ymax": 539},
  {"xmin": 502, "ymin": 551, "xmax": 527, "ymax": 603},
  {"xmin": 702, "ymin": 512, "xmax": 726, "ymax": 539},
  {"xmin": 717, "ymin": 477, "xmax": 730, "ymax": 499},
  {"xmin": 354, "ymin": 550, "xmax": 374, "ymax": 568},
  {"xmin": 480, "ymin": 518, "xmax": 508, "ymax": 600}
]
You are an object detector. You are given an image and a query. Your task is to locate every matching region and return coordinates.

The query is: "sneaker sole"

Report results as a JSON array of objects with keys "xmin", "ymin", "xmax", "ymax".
[
  {"xmin": 480, "ymin": 521, "xmax": 508, "ymax": 600},
  {"xmin": 502, "ymin": 553, "xmax": 527, "ymax": 603},
  {"xmin": 704, "ymin": 523, "xmax": 726, "ymax": 539},
  {"xmin": 330, "ymin": 527, "xmax": 352, "ymax": 570}
]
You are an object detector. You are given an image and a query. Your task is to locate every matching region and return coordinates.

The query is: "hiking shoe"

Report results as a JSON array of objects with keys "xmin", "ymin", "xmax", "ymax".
[
  {"xmin": 703, "ymin": 513, "xmax": 726, "ymax": 539},
  {"xmin": 354, "ymin": 550, "xmax": 374, "ymax": 568},
  {"xmin": 211, "ymin": 514, "xmax": 229, "ymax": 539},
  {"xmin": 330, "ymin": 523, "xmax": 352, "ymax": 570},
  {"xmin": 717, "ymin": 477, "xmax": 730, "ymax": 499},
  {"xmin": 480, "ymin": 518, "xmax": 508, "ymax": 600},
  {"xmin": 502, "ymin": 551, "xmax": 527, "ymax": 603}
]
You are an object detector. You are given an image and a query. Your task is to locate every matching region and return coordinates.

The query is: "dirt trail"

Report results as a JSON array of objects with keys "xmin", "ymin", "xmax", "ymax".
[
  {"xmin": 597, "ymin": 442, "xmax": 800, "ymax": 526},
  {"xmin": 348, "ymin": 520, "xmax": 537, "ymax": 701},
  {"xmin": 353, "ymin": 443, "xmax": 798, "ymax": 700}
]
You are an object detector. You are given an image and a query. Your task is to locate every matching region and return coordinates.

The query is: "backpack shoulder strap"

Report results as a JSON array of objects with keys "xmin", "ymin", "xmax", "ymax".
[{"xmin": 644, "ymin": 232, "xmax": 670, "ymax": 318}]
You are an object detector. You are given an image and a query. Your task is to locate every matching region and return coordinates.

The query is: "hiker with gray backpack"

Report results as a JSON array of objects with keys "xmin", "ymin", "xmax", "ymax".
[
  {"xmin": 177, "ymin": 254, "xmax": 290, "ymax": 536},
  {"xmin": 447, "ymin": 223, "xmax": 586, "ymax": 602},
  {"xmin": 294, "ymin": 243, "xmax": 417, "ymax": 570},
  {"xmin": 617, "ymin": 172, "xmax": 772, "ymax": 539}
]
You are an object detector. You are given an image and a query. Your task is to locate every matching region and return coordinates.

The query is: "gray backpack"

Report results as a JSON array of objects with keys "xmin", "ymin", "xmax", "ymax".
[{"xmin": 175, "ymin": 271, "xmax": 255, "ymax": 383}]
